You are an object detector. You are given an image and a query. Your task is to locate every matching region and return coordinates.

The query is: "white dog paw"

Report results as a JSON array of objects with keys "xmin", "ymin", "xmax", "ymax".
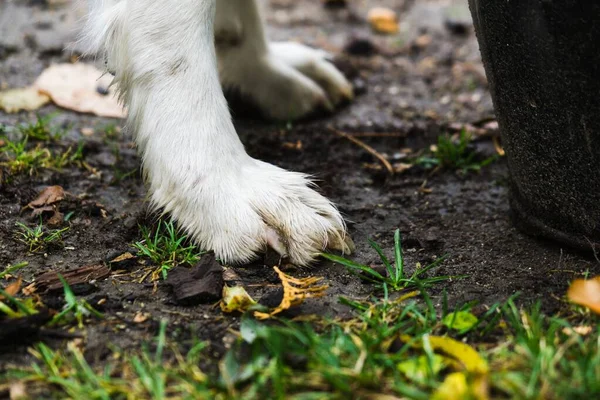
[
  {"xmin": 270, "ymin": 42, "xmax": 353, "ymax": 109},
  {"xmin": 219, "ymin": 42, "xmax": 353, "ymax": 120},
  {"xmin": 168, "ymin": 159, "xmax": 353, "ymax": 266}
]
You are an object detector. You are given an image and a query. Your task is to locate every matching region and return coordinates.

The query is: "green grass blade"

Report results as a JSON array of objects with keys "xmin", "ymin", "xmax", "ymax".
[
  {"xmin": 393, "ymin": 229, "xmax": 404, "ymax": 281},
  {"xmin": 320, "ymin": 253, "xmax": 386, "ymax": 282}
]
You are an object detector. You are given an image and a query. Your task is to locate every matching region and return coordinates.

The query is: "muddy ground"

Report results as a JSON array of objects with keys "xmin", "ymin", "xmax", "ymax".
[{"xmin": 1, "ymin": 0, "xmax": 598, "ymax": 372}]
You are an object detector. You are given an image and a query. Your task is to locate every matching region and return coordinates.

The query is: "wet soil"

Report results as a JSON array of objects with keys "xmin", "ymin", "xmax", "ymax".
[{"xmin": 1, "ymin": 0, "xmax": 598, "ymax": 370}]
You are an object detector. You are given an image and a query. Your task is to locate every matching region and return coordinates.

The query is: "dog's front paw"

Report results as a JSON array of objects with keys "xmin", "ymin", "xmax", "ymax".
[
  {"xmin": 219, "ymin": 42, "xmax": 353, "ymax": 120},
  {"xmin": 167, "ymin": 159, "xmax": 353, "ymax": 266}
]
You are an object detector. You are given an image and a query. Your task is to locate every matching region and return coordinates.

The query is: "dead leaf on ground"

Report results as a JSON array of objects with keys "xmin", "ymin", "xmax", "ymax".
[
  {"xmin": 9, "ymin": 381, "xmax": 27, "ymax": 400},
  {"xmin": 562, "ymin": 325, "xmax": 593, "ymax": 336},
  {"xmin": 133, "ymin": 312, "xmax": 151, "ymax": 324},
  {"xmin": 400, "ymin": 334, "xmax": 489, "ymax": 400},
  {"xmin": 254, "ymin": 267, "xmax": 328, "ymax": 320},
  {"xmin": 24, "ymin": 185, "xmax": 66, "ymax": 210},
  {"xmin": 367, "ymin": 7, "xmax": 400, "ymax": 34},
  {"xmin": 34, "ymin": 63, "xmax": 126, "ymax": 118},
  {"xmin": 432, "ymin": 372, "xmax": 471, "ymax": 400},
  {"xmin": 567, "ymin": 276, "xmax": 600, "ymax": 314},
  {"xmin": 393, "ymin": 162, "xmax": 413, "ymax": 173},
  {"xmin": 492, "ymin": 136, "xmax": 505, "ymax": 156},
  {"xmin": 221, "ymin": 285, "xmax": 256, "ymax": 313},
  {"xmin": 110, "ymin": 252, "xmax": 136, "ymax": 264},
  {"xmin": 22, "ymin": 186, "xmax": 67, "ymax": 224},
  {"xmin": 0, "ymin": 277, "xmax": 23, "ymax": 300},
  {"xmin": 0, "ymin": 87, "xmax": 50, "ymax": 113}
]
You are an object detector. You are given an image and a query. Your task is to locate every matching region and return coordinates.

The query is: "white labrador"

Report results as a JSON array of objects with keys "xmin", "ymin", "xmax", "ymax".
[{"xmin": 81, "ymin": 0, "xmax": 354, "ymax": 265}]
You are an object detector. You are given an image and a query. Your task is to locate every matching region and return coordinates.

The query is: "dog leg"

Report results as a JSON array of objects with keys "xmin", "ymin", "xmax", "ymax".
[
  {"xmin": 81, "ymin": 0, "xmax": 352, "ymax": 265},
  {"xmin": 215, "ymin": 0, "xmax": 353, "ymax": 120}
]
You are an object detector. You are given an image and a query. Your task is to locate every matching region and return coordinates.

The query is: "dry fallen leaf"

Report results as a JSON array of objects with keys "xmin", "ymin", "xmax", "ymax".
[
  {"xmin": 432, "ymin": 372, "xmax": 470, "ymax": 400},
  {"xmin": 567, "ymin": 277, "xmax": 600, "ymax": 314},
  {"xmin": 133, "ymin": 312, "xmax": 151, "ymax": 324},
  {"xmin": 562, "ymin": 325, "xmax": 593, "ymax": 336},
  {"xmin": 0, "ymin": 277, "xmax": 23, "ymax": 300},
  {"xmin": 220, "ymin": 286, "xmax": 256, "ymax": 313},
  {"xmin": 26, "ymin": 185, "xmax": 66, "ymax": 209},
  {"xmin": 367, "ymin": 7, "xmax": 399, "ymax": 34},
  {"xmin": 254, "ymin": 267, "xmax": 328, "ymax": 320},
  {"xmin": 9, "ymin": 381, "xmax": 27, "ymax": 400},
  {"xmin": 492, "ymin": 136, "xmax": 505, "ymax": 156},
  {"xmin": 23, "ymin": 186, "xmax": 67, "ymax": 225},
  {"xmin": 34, "ymin": 63, "xmax": 126, "ymax": 118},
  {"xmin": 22, "ymin": 282, "xmax": 37, "ymax": 296},
  {"xmin": 393, "ymin": 162, "xmax": 413, "ymax": 173},
  {"xmin": 401, "ymin": 334, "xmax": 489, "ymax": 400},
  {"xmin": 110, "ymin": 252, "xmax": 136, "ymax": 263},
  {"xmin": 0, "ymin": 87, "xmax": 50, "ymax": 113}
]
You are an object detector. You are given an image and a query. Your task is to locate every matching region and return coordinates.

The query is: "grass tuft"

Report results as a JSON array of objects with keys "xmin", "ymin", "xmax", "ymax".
[
  {"xmin": 15, "ymin": 220, "xmax": 69, "ymax": 253},
  {"xmin": 133, "ymin": 219, "xmax": 204, "ymax": 279},
  {"xmin": 0, "ymin": 137, "xmax": 84, "ymax": 176},
  {"xmin": 322, "ymin": 229, "xmax": 461, "ymax": 292},
  {"xmin": 416, "ymin": 129, "xmax": 496, "ymax": 174},
  {"xmin": 49, "ymin": 274, "xmax": 103, "ymax": 329},
  {"xmin": 17, "ymin": 113, "xmax": 65, "ymax": 142}
]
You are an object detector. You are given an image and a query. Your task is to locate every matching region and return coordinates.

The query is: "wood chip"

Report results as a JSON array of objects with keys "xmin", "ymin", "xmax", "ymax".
[
  {"xmin": 164, "ymin": 254, "xmax": 224, "ymax": 305},
  {"xmin": 33, "ymin": 264, "xmax": 111, "ymax": 293}
]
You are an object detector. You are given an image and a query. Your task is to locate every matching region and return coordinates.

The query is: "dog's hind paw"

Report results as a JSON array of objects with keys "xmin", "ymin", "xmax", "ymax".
[{"xmin": 219, "ymin": 41, "xmax": 353, "ymax": 121}]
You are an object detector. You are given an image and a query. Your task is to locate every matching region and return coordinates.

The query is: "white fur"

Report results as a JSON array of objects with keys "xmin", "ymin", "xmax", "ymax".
[
  {"xmin": 80, "ymin": 0, "xmax": 353, "ymax": 265},
  {"xmin": 215, "ymin": 0, "xmax": 353, "ymax": 120}
]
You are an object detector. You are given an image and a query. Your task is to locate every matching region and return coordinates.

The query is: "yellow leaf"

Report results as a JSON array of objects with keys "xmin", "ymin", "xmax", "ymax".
[
  {"xmin": 34, "ymin": 63, "xmax": 126, "ymax": 118},
  {"xmin": 254, "ymin": 267, "xmax": 328, "ymax": 320},
  {"xmin": 397, "ymin": 354, "xmax": 445, "ymax": 384},
  {"xmin": 432, "ymin": 372, "xmax": 468, "ymax": 400},
  {"xmin": 567, "ymin": 277, "xmax": 600, "ymax": 314},
  {"xmin": 399, "ymin": 334, "xmax": 489, "ymax": 400},
  {"xmin": 428, "ymin": 336, "xmax": 488, "ymax": 375},
  {"xmin": 0, "ymin": 87, "xmax": 50, "ymax": 113},
  {"xmin": 220, "ymin": 286, "xmax": 256, "ymax": 313},
  {"xmin": 367, "ymin": 7, "xmax": 399, "ymax": 34}
]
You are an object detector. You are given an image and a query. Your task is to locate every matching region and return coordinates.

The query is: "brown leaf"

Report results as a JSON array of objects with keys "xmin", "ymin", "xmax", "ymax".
[
  {"xmin": 34, "ymin": 63, "xmax": 126, "ymax": 118},
  {"xmin": 26, "ymin": 186, "xmax": 66, "ymax": 209},
  {"xmin": 567, "ymin": 277, "xmax": 600, "ymax": 314},
  {"xmin": 47, "ymin": 210, "xmax": 64, "ymax": 227},
  {"xmin": 133, "ymin": 312, "xmax": 150, "ymax": 324},
  {"xmin": 110, "ymin": 252, "xmax": 136, "ymax": 263},
  {"xmin": 0, "ymin": 277, "xmax": 23, "ymax": 300},
  {"xmin": 30, "ymin": 205, "xmax": 55, "ymax": 217}
]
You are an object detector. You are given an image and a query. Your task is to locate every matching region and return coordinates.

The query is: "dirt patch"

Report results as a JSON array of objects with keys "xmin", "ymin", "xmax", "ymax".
[{"xmin": 1, "ymin": 0, "xmax": 598, "ymax": 372}]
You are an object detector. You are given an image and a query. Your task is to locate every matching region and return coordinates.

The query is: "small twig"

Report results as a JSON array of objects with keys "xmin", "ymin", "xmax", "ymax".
[
  {"xmin": 349, "ymin": 132, "xmax": 406, "ymax": 138},
  {"xmin": 329, "ymin": 127, "xmax": 394, "ymax": 175}
]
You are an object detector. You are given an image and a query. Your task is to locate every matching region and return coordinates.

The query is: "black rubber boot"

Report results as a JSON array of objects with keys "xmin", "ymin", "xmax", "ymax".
[{"xmin": 469, "ymin": 0, "xmax": 600, "ymax": 250}]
